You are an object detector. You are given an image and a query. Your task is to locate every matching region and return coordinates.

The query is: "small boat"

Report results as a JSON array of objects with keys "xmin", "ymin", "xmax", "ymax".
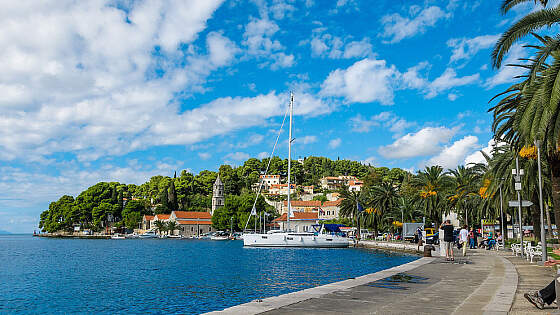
[
  {"xmin": 139, "ymin": 230, "xmax": 157, "ymax": 239},
  {"xmin": 111, "ymin": 233, "xmax": 125, "ymax": 239},
  {"xmin": 158, "ymin": 234, "xmax": 168, "ymax": 239},
  {"xmin": 125, "ymin": 233, "xmax": 139, "ymax": 239},
  {"xmin": 168, "ymin": 234, "xmax": 182, "ymax": 239},
  {"xmin": 210, "ymin": 231, "xmax": 229, "ymax": 240}
]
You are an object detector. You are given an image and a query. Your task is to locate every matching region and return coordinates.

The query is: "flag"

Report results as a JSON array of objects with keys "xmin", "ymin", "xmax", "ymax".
[
  {"xmin": 251, "ymin": 206, "xmax": 257, "ymax": 216},
  {"xmin": 357, "ymin": 203, "xmax": 364, "ymax": 212}
]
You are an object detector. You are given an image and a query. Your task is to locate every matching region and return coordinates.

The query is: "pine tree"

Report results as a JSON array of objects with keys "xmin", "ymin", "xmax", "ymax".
[{"xmin": 168, "ymin": 180, "xmax": 178, "ymax": 211}]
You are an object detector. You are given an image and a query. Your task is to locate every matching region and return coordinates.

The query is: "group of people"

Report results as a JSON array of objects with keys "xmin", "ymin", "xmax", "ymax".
[
  {"xmin": 438, "ymin": 220, "xmax": 503, "ymax": 261},
  {"xmin": 436, "ymin": 220, "xmax": 557, "ymax": 310}
]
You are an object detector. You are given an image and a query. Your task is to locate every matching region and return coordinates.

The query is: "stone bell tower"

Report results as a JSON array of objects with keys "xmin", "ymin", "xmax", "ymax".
[{"xmin": 211, "ymin": 175, "xmax": 224, "ymax": 215}]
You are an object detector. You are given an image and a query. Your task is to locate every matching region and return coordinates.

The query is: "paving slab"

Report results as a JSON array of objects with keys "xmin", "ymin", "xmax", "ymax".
[{"xmin": 207, "ymin": 249, "xmax": 518, "ymax": 315}]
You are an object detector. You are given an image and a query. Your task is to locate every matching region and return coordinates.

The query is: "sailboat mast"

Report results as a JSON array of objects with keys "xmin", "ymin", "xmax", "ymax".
[{"xmin": 287, "ymin": 92, "xmax": 293, "ymax": 232}]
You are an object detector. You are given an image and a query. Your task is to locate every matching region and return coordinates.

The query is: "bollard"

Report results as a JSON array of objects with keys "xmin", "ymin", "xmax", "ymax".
[
  {"xmin": 556, "ymin": 268, "xmax": 560, "ymax": 311},
  {"xmin": 423, "ymin": 244, "xmax": 434, "ymax": 257}
]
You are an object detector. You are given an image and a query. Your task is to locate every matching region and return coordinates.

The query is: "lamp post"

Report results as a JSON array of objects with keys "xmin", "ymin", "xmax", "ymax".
[
  {"xmin": 514, "ymin": 156, "xmax": 524, "ymax": 258},
  {"xmin": 535, "ymin": 140, "xmax": 548, "ymax": 262},
  {"xmin": 499, "ymin": 181, "xmax": 505, "ymax": 249}
]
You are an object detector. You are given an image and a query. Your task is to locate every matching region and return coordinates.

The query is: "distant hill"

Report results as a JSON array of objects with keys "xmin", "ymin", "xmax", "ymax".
[{"xmin": 0, "ymin": 230, "xmax": 11, "ymax": 235}]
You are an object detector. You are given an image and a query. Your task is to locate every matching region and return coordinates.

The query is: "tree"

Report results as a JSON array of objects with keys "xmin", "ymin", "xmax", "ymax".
[
  {"xmin": 411, "ymin": 166, "xmax": 453, "ymax": 228},
  {"xmin": 154, "ymin": 220, "xmax": 167, "ymax": 235},
  {"xmin": 338, "ymin": 188, "xmax": 368, "ymax": 239},
  {"xmin": 167, "ymin": 221, "xmax": 179, "ymax": 236},
  {"xmin": 168, "ymin": 178, "xmax": 178, "ymax": 211}
]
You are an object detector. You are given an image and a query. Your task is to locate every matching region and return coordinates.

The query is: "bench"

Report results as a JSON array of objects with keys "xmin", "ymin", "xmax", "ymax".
[{"xmin": 528, "ymin": 245, "xmax": 543, "ymax": 263}]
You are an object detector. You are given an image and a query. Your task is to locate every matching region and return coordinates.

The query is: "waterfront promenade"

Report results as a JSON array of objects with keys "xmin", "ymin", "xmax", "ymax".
[{"xmin": 209, "ymin": 245, "xmax": 557, "ymax": 314}]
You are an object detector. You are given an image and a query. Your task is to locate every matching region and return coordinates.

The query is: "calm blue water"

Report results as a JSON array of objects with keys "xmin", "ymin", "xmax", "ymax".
[{"xmin": 0, "ymin": 235, "xmax": 418, "ymax": 314}]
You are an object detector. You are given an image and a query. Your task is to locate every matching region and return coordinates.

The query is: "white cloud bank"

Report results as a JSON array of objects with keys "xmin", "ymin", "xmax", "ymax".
[
  {"xmin": 381, "ymin": 5, "xmax": 450, "ymax": 43},
  {"xmin": 378, "ymin": 126, "xmax": 458, "ymax": 159}
]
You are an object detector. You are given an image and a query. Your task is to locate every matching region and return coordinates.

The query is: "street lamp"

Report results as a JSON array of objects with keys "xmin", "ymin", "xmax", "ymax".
[
  {"xmin": 513, "ymin": 156, "xmax": 524, "ymax": 258},
  {"xmin": 535, "ymin": 139, "xmax": 548, "ymax": 263},
  {"xmin": 499, "ymin": 180, "xmax": 505, "ymax": 249}
]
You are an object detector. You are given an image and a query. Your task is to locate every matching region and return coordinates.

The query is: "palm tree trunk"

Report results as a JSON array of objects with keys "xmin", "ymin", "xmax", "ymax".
[
  {"xmin": 549, "ymin": 154, "xmax": 560, "ymax": 238},
  {"xmin": 546, "ymin": 202, "xmax": 553, "ymax": 238}
]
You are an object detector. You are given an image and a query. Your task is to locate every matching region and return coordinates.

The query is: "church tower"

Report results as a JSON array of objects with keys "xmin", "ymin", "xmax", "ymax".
[{"xmin": 211, "ymin": 175, "xmax": 225, "ymax": 215}]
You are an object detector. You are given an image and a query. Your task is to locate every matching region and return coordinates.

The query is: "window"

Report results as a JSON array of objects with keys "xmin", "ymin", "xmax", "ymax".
[
  {"xmin": 261, "ymin": 236, "xmax": 268, "ymax": 239},
  {"xmin": 191, "ymin": 227, "xmax": 194, "ymax": 232},
  {"xmin": 326, "ymin": 239, "xmax": 332, "ymax": 241},
  {"xmin": 287, "ymin": 237, "xmax": 293, "ymax": 240}
]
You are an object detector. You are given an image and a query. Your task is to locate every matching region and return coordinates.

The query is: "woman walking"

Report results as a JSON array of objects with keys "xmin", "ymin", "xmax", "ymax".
[{"xmin": 440, "ymin": 220, "xmax": 455, "ymax": 261}]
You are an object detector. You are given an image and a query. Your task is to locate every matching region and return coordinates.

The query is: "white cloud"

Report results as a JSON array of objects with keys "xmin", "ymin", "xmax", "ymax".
[
  {"xmin": 224, "ymin": 152, "xmax": 250, "ymax": 161},
  {"xmin": 448, "ymin": 93, "xmax": 459, "ymax": 101},
  {"xmin": 329, "ymin": 138, "xmax": 342, "ymax": 149},
  {"xmin": 309, "ymin": 31, "xmax": 373, "ymax": 59},
  {"xmin": 464, "ymin": 138, "xmax": 498, "ymax": 166},
  {"xmin": 378, "ymin": 126, "xmax": 458, "ymax": 159},
  {"xmin": 198, "ymin": 152, "xmax": 211, "ymax": 160},
  {"xmin": 242, "ymin": 17, "xmax": 294, "ymax": 69},
  {"xmin": 321, "ymin": 58, "xmax": 398, "ymax": 105},
  {"xmin": 426, "ymin": 68, "xmax": 479, "ymax": 98},
  {"xmin": 381, "ymin": 5, "xmax": 450, "ymax": 43},
  {"xmin": 447, "ymin": 34, "xmax": 500, "ymax": 63},
  {"xmin": 258, "ymin": 151, "xmax": 269, "ymax": 159},
  {"xmin": 206, "ymin": 32, "xmax": 240, "ymax": 67},
  {"xmin": 485, "ymin": 44, "xmax": 527, "ymax": 88},
  {"xmin": 350, "ymin": 112, "xmax": 414, "ymax": 136},
  {"xmin": 425, "ymin": 135, "xmax": 480, "ymax": 169},
  {"xmin": 299, "ymin": 135, "xmax": 318, "ymax": 144}
]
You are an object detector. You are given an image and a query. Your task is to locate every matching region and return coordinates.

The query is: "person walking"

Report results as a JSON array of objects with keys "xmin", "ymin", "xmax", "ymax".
[
  {"xmin": 459, "ymin": 225, "xmax": 468, "ymax": 256},
  {"xmin": 440, "ymin": 220, "xmax": 455, "ymax": 261},
  {"xmin": 468, "ymin": 228, "xmax": 475, "ymax": 249}
]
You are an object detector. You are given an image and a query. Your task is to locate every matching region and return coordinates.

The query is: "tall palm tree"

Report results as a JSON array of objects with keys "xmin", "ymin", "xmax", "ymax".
[
  {"xmin": 411, "ymin": 166, "xmax": 453, "ymax": 227},
  {"xmin": 492, "ymin": 0, "xmax": 555, "ymax": 68},
  {"xmin": 366, "ymin": 182, "xmax": 399, "ymax": 235},
  {"xmin": 339, "ymin": 188, "xmax": 368, "ymax": 239},
  {"xmin": 447, "ymin": 166, "xmax": 479, "ymax": 226}
]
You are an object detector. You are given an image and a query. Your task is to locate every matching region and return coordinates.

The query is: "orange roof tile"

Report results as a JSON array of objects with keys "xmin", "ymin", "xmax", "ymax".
[
  {"xmin": 154, "ymin": 214, "xmax": 170, "ymax": 220},
  {"xmin": 173, "ymin": 211, "xmax": 212, "ymax": 219},
  {"xmin": 322, "ymin": 199, "xmax": 342, "ymax": 207},
  {"xmin": 282, "ymin": 200, "xmax": 321, "ymax": 207},
  {"xmin": 273, "ymin": 212, "xmax": 319, "ymax": 222}
]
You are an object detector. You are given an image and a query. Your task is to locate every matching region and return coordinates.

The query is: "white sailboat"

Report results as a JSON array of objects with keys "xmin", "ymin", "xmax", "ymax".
[{"xmin": 243, "ymin": 93, "xmax": 349, "ymax": 248}]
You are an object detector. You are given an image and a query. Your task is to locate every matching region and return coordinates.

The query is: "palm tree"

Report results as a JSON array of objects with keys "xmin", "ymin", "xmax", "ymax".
[
  {"xmin": 167, "ymin": 221, "xmax": 179, "ymax": 236},
  {"xmin": 367, "ymin": 182, "xmax": 399, "ymax": 236},
  {"xmin": 411, "ymin": 166, "xmax": 453, "ymax": 227},
  {"xmin": 338, "ymin": 187, "xmax": 368, "ymax": 239},
  {"xmin": 154, "ymin": 220, "xmax": 167, "ymax": 235},
  {"xmin": 492, "ymin": 0, "xmax": 555, "ymax": 68},
  {"xmin": 447, "ymin": 166, "xmax": 479, "ymax": 226}
]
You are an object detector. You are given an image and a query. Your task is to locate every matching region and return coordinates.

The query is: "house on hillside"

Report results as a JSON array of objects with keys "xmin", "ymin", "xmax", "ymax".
[
  {"xmin": 348, "ymin": 180, "xmax": 363, "ymax": 192},
  {"xmin": 320, "ymin": 199, "xmax": 342, "ymax": 220},
  {"xmin": 320, "ymin": 176, "xmax": 358, "ymax": 190}
]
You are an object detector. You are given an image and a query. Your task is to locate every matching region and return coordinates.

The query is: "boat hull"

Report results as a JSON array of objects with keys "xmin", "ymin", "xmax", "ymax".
[{"xmin": 243, "ymin": 233, "xmax": 349, "ymax": 248}]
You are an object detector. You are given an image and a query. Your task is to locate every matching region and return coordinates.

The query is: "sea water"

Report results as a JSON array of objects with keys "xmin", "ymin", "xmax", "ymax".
[{"xmin": 0, "ymin": 235, "xmax": 418, "ymax": 314}]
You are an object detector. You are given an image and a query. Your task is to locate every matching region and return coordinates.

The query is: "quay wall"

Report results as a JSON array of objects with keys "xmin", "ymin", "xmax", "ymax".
[
  {"xmin": 357, "ymin": 240, "xmax": 440, "ymax": 256},
  {"xmin": 36, "ymin": 234, "xmax": 110, "ymax": 239}
]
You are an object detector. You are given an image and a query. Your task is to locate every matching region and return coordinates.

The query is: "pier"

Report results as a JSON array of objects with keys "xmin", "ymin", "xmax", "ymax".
[{"xmin": 208, "ymin": 247, "xmax": 556, "ymax": 314}]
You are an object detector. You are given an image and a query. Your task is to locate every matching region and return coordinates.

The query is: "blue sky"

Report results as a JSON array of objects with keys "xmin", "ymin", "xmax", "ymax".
[{"xmin": 0, "ymin": 0, "xmax": 535, "ymax": 232}]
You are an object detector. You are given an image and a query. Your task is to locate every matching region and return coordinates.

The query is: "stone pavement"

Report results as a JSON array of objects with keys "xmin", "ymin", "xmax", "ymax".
[
  {"xmin": 497, "ymin": 250, "xmax": 557, "ymax": 314},
  {"xmin": 207, "ymin": 249, "xmax": 518, "ymax": 315}
]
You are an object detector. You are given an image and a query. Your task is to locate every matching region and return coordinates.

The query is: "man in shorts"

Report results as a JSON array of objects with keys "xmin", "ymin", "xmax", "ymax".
[{"xmin": 440, "ymin": 220, "xmax": 455, "ymax": 261}]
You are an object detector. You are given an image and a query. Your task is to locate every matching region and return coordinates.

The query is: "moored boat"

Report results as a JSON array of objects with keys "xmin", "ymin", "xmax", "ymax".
[
  {"xmin": 139, "ymin": 230, "xmax": 157, "ymax": 239},
  {"xmin": 242, "ymin": 93, "xmax": 350, "ymax": 248},
  {"xmin": 111, "ymin": 233, "xmax": 125, "ymax": 239}
]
